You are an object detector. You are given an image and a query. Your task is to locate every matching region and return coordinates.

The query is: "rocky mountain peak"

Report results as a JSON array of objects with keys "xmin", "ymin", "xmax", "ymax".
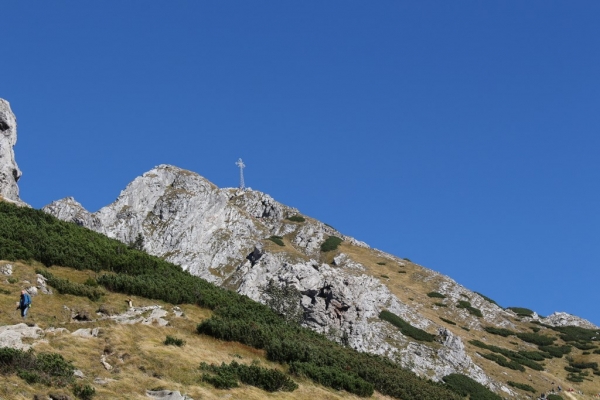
[{"xmin": 0, "ymin": 99, "xmax": 24, "ymax": 204}]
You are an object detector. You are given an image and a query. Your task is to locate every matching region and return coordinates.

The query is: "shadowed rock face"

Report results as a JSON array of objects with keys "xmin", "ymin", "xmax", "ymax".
[{"xmin": 0, "ymin": 99, "xmax": 23, "ymax": 203}]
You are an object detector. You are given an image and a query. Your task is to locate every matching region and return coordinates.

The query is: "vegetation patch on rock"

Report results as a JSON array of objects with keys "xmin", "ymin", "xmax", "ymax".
[
  {"xmin": 442, "ymin": 373, "xmax": 502, "ymax": 400},
  {"xmin": 320, "ymin": 236, "xmax": 342, "ymax": 252},
  {"xmin": 379, "ymin": 310, "xmax": 435, "ymax": 342},
  {"xmin": 506, "ymin": 307, "xmax": 534, "ymax": 317},
  {"xmin": 507, "ymin": 380, "xmax": 536, "ymax": 393},
  {"xmin": 427, "ymin": 291, "xmax": 445, "ymax": 299},
  {"xmin": 457, "ymin": 300, "xmax": 483, "ymax": 318},
  {"xmin": 267, "ymin": 236, "xmax": 285, "ymax": 246},
  {"xmin": 286, "ymin": 215, "xmax": 305, "ymax": 223},
  {"xmin": 201, "ymin": 361, "xmax": 298, "ymax": 392}
]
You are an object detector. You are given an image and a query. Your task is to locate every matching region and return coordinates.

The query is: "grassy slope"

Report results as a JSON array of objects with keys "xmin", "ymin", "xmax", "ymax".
[
  {"xmin": 1, "ymin": 201, "xmax": 599, "ymax": 399},
  {"xmin": 0, "ymin": 202, "xmax": 462, "ymax": 399},
  {"xmin": 0, "ymin": 261, "xmax": 393, "ymax": 400},
  {"xmin": 338, "ymin": 243, "xmax": 600, "ymax": 398}
]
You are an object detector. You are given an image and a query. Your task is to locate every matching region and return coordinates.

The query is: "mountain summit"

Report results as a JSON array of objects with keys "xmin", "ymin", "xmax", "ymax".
[{"xmin": 41, "ymin": 161, "xmax": 600, "ymax": 395}]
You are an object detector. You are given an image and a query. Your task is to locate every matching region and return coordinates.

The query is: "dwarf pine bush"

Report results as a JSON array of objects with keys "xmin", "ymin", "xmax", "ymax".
[
  {"xmin": 442, "ymin": 374, "xmax": 502, "ymax": 400},
  {"xmin": 483, "ymin": 326, "xmax": 515, "ymax": 337},
  {"xmin": 320, "ymin": 236, "xmax": 342, "ymax": 252},
  {"xmin": 427, "ymin": 291, "xmax": 445, "ymax": 299},
  {"xmin": 268, "ymin": 236, "xmax": 285, "ymax": 246},
  {"xmin": 379, "ymin": 310, "xmax": 435, "ymax": 342},
  {"xmin": 507, "ymin": 381, "xmax": 536, "ymax": 393}
]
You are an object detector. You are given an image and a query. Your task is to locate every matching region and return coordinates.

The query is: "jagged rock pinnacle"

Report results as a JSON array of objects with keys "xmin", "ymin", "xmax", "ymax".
[{"xmin": 0, "ymin": 99, "xmax": 24, "ymax": 204}]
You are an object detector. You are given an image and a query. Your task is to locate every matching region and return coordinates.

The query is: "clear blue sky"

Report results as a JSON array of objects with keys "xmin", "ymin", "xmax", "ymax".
[{"xmin": 3, "ymin": 2, "xmax": 599, "ymax": 326}]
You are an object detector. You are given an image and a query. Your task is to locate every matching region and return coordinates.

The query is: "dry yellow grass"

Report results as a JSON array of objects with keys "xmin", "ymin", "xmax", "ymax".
[
  {"xmin": 0, "ymin": 260, "xmax": 395, "ymax": 399},
  {"xmin": 2, "ymin": 246, "xmax": 599, "ymax": 399},
  {"xmin": 329, "ymin": 243, "xmax": 600, "ymax": 398}
]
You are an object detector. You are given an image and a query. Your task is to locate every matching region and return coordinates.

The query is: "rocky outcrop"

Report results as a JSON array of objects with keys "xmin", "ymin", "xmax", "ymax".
[
  {"xmin": 0, "ymin": 99, "xmax": 25, "ymax": 204},
  {"xmin": 542, "ymin": 312, "xmax": 599, "ymax": 330},
  {"xmin": 43, "ymin": 165, "xmax": 347, "ymax": 285},
  {"xmin": 233, "ymin": 251, "xmax": 494, "ymax": 384},
  {"xmin": 42, "ymin": 165, "xmax": 502, "ymax": 386},
  {"xmin": 0, "ymin": 323, "xmax": 44, "ymax": 350},
  {"xmin": 146, "ymin": 390, "xmax": 193, "ymax": 400}
]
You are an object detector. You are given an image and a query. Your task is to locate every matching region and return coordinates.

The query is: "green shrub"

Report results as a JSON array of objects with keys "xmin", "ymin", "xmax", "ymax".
[
  {"xmin": 73, "ymin": 383, "xmax": 96, "ymax": 399},
  {"xmin": 474, "ymin": 292, "xmax": 498, "ymax": 305},
  {"xmin": 37, "ymin": 269, "xmax": 104, "ymax": 301},
  {"xmin": 380, "ymin": 275, "xmax": 389, "ymax": 279},
  {"xmin": 17, "ymin": 369, "xmax": 42, "ymax": 384},
  {"xmin": 483, "ymin": 326, "xmax": 514, "ymax": 337},
  {"xmin": 286, "ymin": 215, "xmax": 305, "ymax": 223},
  {"xmin": 268, "ymin": 236, "xmax": 284, "ymax": 246},
  {"xmin": 507, "ymin": 381, "xmax": 536, "ymax": 393},
  {"xmin": 164, "ymin": 335, "xmax": 185, "ymax": 347},
  {"xmin": 547, "ymin": 395, "xmax": 563, "ymax": 400},
  {"xmin": 0, "ymin": 348, "xmax": 74, "ymax": 387},
  {"xmin": 456, "ymin": 301, "xmax": 483, "ymax": 318},
  {"xmin": 538, "ymin": 345, "xmax": 571, "ymax": 358},
  {"xmin": 518, "ymin": 351, "xmax": 546, "ymax": 361},
  {"xmin": 442, "ymin": 373, "xmax": 502, "ymax": 400},
  {"xmin": 461, "ymin": 326, "xmax": 470, "ymax": 331},
  {"xmin": 594, "ymin": 349, "xmax": 600, "ymax": 354},
  {"xmin": 548, "ymin": 325, "xmax": 599, "ymax": 343},
  {"xmin": 569, "ymin": 361, "xmax": 598, "ymax": 370},
  {"xmin": 8, "ymin": 277, "xmax": 18, "ymax": 284},
  {"xmin": 397, "ymin": 270, "xmax": 406, "ymax": 274},
  {"xmin": 434, "ymin": 302, "xmax": 447, "ymax": 307},
  {"xmin": 531, "ymin": 327, "xmax": 540, "ymax": 332},
  {"xmin": 320, "ymin": 236, "xmax": 342, "ymax": 252},
  {"xmin": 83, "ymin": 277, "xmax": 99, "ymax": 287},
  {"xmin": 440, "ymin": 317, "xmax": 456, "ymax": 325},
  {"xmin": 263, "ymin": 280, "xmax": 303, "ymax": 325},
  {"xmin": 478, "ymin": 352, "xmax": 525, "ymax": 371},
  {"xmin": 506, "ymin": 307, "xmax": 534, "ymax": 317},
  {"xmin": 571, "ymin": 342, "xmax": 596, "ymax": 350},
  {"xmin": 376, "ymin": 262, "xmax": 386, "ymax": 265},
  {"xmin": 201, "ymin": 361, "xmax": 298, "ymax": 392},
  {"xmin": 290, "ymin": 362, "xmax": 372, "ymax": 397},
  {"xmin": 0, "ymin": 288, "xmax": 11, "ymax": 295},
  {"xmin": 402, "ymin": 258, "xmax": 411, "ymax": 262},
  {"xmin": 201, "ymin": 367, "xmax": 238, "ymax": 389},
  {"xmin": 427, "ymin": 292, "xmax": 445, "ymax": 299},
  {"xmin": 470, "ymin": 340, "xmax": 544, "ymax": 371},
  {"xmin": 516, "ymin": 332, "xmax": 555, "ymax": 346},
  {"xmin": 379, "ymin": 310, "xmax": 435, "ymax": 342}
]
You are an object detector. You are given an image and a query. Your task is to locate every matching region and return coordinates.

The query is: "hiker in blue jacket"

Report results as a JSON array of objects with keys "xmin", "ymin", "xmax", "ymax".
[{"xmin": 16, "ymin": 290, "xmax": 31, "ymax": 318}]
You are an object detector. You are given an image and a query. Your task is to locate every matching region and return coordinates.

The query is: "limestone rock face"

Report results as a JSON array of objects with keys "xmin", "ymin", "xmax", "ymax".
[
  {"xmin": 43, "ymin": 197, "xmax": 102, "ymax": 229},
  {"xmin": 42, "ymin": 164, "xmax": 498, "ymax": 385},
  {"xmin": 0, "ymin": 99, "xmax": 24, "ymax": 204},
  {"xmin": 42, "ymin": 163, "xmax": 595, "ymax": 391},
  {"xmin": 542, "ymin": 312, "xmax": 599, "ymax": 330},
  {"xmin": 44, "ymin": 165, "xmax": 307, "ymax": 283}
]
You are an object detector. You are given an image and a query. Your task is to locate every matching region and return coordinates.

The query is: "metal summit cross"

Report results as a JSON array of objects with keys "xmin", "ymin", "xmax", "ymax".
[{"xmin": 235, "ymin": 158, "xmax": 246, "ymax": 190}]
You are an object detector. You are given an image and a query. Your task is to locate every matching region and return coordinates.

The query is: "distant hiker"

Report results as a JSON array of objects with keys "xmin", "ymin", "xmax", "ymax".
[{"xmin": 16, "ymin": 290, "xmax": 31, "ymax": 318}]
